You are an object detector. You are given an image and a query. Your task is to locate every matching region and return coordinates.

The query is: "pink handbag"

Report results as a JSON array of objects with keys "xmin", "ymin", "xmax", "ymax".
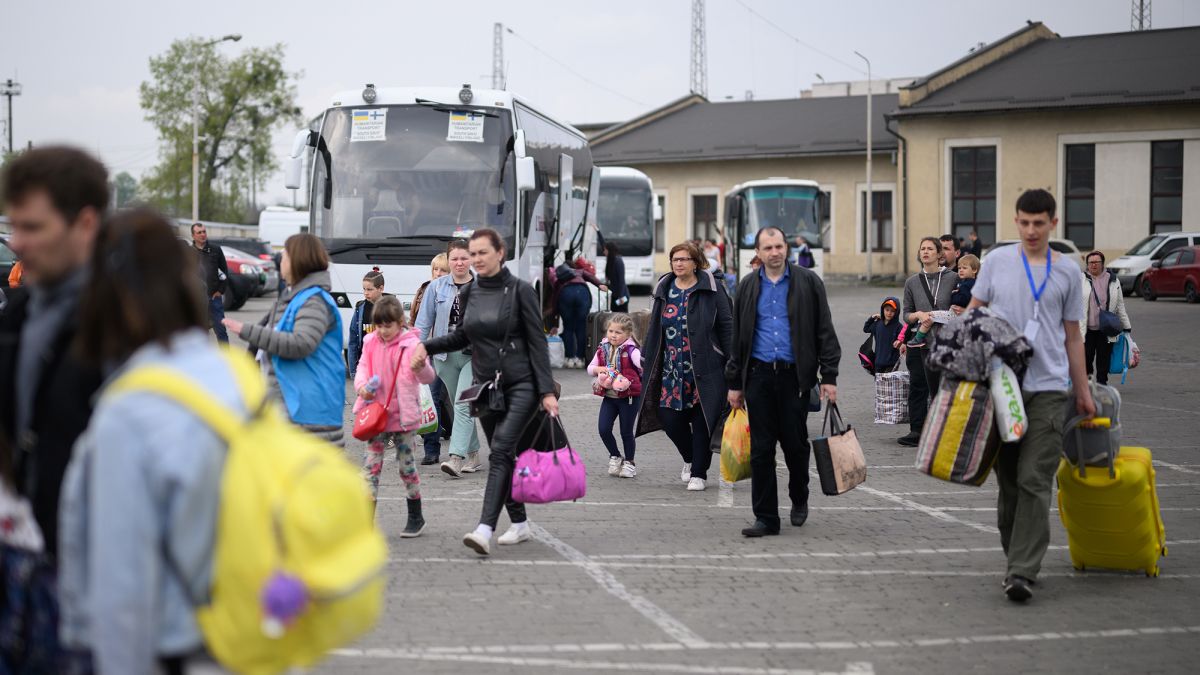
[{"xmin": 511, "ymin": 414, "xmax": 587, "ymax": 504}]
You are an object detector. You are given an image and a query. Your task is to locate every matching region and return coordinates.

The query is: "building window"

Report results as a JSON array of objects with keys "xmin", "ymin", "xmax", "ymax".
[
  {"xmin": 691, "ymin": 194, "xmax": 719, "ymax": 243},
  {"xmin": 951, "ymin": 146, "xmax": 997, "ymax": 246},
  {"xmin": 860, "ymin": 190, "xmax": 893, "ymax": 252},
  {"xmin": 1064, "ymin": 144, "xmax": 1095, "ymax": 250},
  {"xmin": 654, "ymin": 194, "xmax": 666, "ymax": 253},
  {"xmin": 1151, "ymin": 140, "xmax": 1184, "ymax": 234}
]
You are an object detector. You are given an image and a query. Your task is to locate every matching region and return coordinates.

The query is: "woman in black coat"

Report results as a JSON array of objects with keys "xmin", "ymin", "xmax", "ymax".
[
  {"xmin": 634, "ymin": 241, "xmax": 734, "ymax": 491},
  {"xmin": 604, "ymin": 241, "xmax": 630, "ymax": 310},
  {"xmin": 411, "ymin": 229, "xmax": 557, "ymax": 557}
]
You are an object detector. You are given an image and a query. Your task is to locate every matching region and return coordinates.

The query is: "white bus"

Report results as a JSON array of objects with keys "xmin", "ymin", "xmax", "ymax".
[
  {"xmin": 283, "ymin": 84, "xmax": 599, "ymax": 346},
  {"xmin": 597, "ymin": 167, "xmax": 659, "ymax": 290},
  {"xmin": 257, "ymin": 206, "xmax": 309, "ymax": 249},
  {"xmin": 722, "ymin": 178, "xmax": 825, "ymax": 282}
]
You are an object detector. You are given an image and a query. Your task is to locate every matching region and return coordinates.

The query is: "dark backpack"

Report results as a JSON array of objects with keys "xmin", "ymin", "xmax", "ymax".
[{"xmin": 858, "ymin": 334, "xmax": 876, "ymax": 375}]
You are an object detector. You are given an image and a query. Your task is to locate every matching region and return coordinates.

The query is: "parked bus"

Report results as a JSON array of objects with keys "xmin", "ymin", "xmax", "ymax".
[
  {"xmin": 283, "ymin": 84, "xmax": 599, "ymax": 346},
  {"xmin": 257, "ymin": 206, "xmax": 310, "ymax": 249},
  {"xmin": 722, "ymin": 178, "xmax": 825, "ymax": 282},
  {"xmin": 596, "ymin": 167, "xmax": 659, "ymax": 290}
]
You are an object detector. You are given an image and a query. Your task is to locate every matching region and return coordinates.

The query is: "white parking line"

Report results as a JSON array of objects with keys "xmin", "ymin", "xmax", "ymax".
[
  {"xmin": 1154, "ymin": 460, "xmax": 1200, "ymax": 476},
  {"xmin": 530, "ymin": 523, "xmax": 709, "ymax": 648},
  {"xmin": 854, "ymin": 484, "xmax": 1001, "ymax": 534}
]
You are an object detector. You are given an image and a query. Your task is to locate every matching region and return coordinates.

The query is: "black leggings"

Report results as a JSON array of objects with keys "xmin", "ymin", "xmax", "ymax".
[
  {"xmin": 1084, "ymin": 329, "xmax": 1114, "ymax": 385},
  {"xmin": 656, "ymin": 405, "xmax": 713, "ymax": 479},
  {"xmin": 477, "ymin": 382, "xmax": 538, "ymax": 528},
  {"xmin": 598, "ymin": 396, "xmax": 638, "ymax": 461}
]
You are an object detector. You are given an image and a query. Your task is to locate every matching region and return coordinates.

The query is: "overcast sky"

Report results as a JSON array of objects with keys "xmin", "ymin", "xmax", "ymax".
[{"xmin": 2, "ymin": 0, "xmax": 1194, "ymax": 213}]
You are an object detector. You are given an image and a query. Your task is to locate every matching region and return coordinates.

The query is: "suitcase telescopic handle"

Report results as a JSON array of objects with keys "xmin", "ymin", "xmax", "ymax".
[{"xmin": 1065, "ymin": 416, "xmax": 1116, "ymax": 479}]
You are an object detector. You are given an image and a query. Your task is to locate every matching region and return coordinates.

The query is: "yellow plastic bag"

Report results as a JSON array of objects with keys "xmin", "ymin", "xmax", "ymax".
[{"xmin": 720, "ymin": 408, "xmax": 752, "ymax": 482}]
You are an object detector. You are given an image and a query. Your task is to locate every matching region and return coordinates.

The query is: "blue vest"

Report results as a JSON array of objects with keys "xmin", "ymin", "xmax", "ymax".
[{"xmin": 271, "ymin": 286, "xmax": 345, "ymax": 426}]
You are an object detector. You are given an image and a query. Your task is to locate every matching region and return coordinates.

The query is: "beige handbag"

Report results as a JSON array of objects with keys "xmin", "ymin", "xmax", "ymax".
[{"xmin": 812, "ymin": 403, "xmax": 867, "ymax": 495}]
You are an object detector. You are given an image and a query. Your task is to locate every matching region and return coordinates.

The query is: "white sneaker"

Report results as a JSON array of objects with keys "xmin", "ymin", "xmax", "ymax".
[
  {"xmin": 462, "ymin": 452, "xmax": 482, "ymax": 473},
  {"xmin": 497, "ymin": 524, "xmax": 533, "ymax": 545},
  {"xmin": 619, "ymin": 461, "xmax": 637, "ymax": 478},
  {"xmin": 681, "ymin": 465, "xmax": 692, "ymax": 483},
  {"xmin": 687, "ymin": 477, "xmax": 706, "ymax": 491},
  {"xmin": 441, "ymin": 455, "xmax": 465, "ymax": 478},
  {"xmin": 462, "ymin": 531, "xmax": 491, "ymax": 556},
  {"xmin": 607, "ymin": 456, "xmax": 622, "ymax": 476}
]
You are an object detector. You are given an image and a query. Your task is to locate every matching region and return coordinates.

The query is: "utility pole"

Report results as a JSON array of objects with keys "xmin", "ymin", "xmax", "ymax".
[
  {"xmin": 690, "ymin": 0, "xmax": 707, "ymax": 98},
  {"xmin": 855, "ymin": 52, "xmax": 873, "ymax": 281},
  {"xmin": 192, "ymin": 34, "xmax": 241, "ymax": 223},
  {"xmin": 492, "ymin": 23, "xmax": 505, "ymax": 89},
  {"xmin": 1131, "ymin": 0, "xmax": 1151, "ymax": 30},
  {"xmin": 1, "ymin": 79, "xmax": 22, "ymax": 155}
]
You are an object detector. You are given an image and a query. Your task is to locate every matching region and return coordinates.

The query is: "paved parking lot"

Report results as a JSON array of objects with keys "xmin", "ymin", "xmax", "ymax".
[{"xmin": 231, "ymin": 282, "xmax": 1200, "ymax": 675}]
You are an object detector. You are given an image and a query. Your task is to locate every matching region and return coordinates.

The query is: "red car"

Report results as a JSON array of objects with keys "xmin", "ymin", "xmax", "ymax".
[{"xmin": 1141, "ymin": 245, "xmax": 1200, "ymax": 303}]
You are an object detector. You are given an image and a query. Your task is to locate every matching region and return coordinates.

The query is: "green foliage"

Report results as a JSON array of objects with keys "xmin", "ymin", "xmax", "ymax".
[
  {"xmin": 113, "ymin": 171, "xmax": 138, "ymax": 208},
  {"xmin": 139, "ymin": 38, "xmax": 302, "ymax": 223}
]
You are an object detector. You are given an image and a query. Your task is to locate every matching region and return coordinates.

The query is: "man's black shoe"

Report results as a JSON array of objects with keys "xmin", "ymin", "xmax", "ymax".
[
  {"xmin": 897, "ymin": 432, "xmax": 920, "ymax": 447},
  {"xmin": 420, "ymin": 455, "xmax": 439, "ymax": 466},
  {"xmin": 741, "ymin": 520, "xmax": 780, "ymax": 537},
  {"xmin": 1003, "ymin": 575, "xmax": 1033, "ymax": 603},
  {"xmin": 790, "ymin": 505, "xmax": 809, "ymax": 527}
]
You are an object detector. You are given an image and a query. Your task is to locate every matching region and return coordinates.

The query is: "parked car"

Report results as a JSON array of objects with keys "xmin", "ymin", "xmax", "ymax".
[
  {"xmin": 221, "ymin": 246, "xmax": 268, "ymax": 312},
  {"xmin": 983, "ymin": 238, "xmax": 1085, "ymax": 270},
  {"xmin": 1140, "ymin": 245, "xmax": 1200, "ymax": 303},
  {"xmin": 1, "ymin": 237, "xmax": 16, "ymax": 289},
  {"xmin": 1108, "ymin": 232, "xmax": 1200, "ymax": 297},
  {"xmin": 211, "ymin": 237, "xmax": 279, "ymax": 295}
]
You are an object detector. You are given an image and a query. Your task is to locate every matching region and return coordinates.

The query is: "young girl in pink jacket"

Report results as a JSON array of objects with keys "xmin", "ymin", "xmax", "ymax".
[{"xmin": 354, "ymin": 295, "xmax": 438, "ymax": 536}]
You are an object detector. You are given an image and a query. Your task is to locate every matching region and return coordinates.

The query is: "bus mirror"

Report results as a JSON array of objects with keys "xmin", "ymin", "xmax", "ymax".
[
  {"xmin": 516, "ymin": 157, "xmax": 536, "ymax": 192},
  {"xmin": 513, "ymin": 129, "xmax": 528, "ymax": 159},
  {"xmin": 558, "ymin": 155, "xmax": 574, "ymax": 242},
  {"xmin": 653, "ymin": 198, "xmax": 663, "ymax": 221},
  {"xmin": 283, "ymin": 130, "xmax": 313, "ymax": 190}
]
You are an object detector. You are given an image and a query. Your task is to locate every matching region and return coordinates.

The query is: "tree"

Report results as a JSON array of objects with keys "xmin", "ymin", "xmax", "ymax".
[
  {"xmin": 139, "ymin": 38, "xmax": 302, "ymax": 223},
  {"xmin": 113, "ymin": 171, "xmax": 139, "ymax": 208}
]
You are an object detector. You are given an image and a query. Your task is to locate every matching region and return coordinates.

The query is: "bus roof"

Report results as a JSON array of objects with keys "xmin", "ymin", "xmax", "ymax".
[
  {"xmin": 327, "ymin": 86, "xmax": 585, "ymax": 138},
  {"xmin": 726, "ymin": 178, "xmax": 821, "ymax": 197},
  {"xmin": 599, "ymin": 166, "xmax": 651, "ymax": 181}
]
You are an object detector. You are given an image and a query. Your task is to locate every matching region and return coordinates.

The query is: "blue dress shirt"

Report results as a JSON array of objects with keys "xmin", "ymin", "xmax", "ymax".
[{"xmin": 751, "ymin": 266, "xmax": 794, "ymax": 363}]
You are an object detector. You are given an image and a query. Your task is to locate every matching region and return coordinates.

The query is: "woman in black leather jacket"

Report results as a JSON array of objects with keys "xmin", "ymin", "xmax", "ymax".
[{"xmin": 411, "ymin": 229, "xmax": 557, "ymax": 556}]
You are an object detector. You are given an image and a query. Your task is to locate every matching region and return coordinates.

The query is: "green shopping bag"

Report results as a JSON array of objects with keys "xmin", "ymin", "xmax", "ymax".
[{"xmin": 416, "ymin": 384, "xmax": 439, "ymax": 435}]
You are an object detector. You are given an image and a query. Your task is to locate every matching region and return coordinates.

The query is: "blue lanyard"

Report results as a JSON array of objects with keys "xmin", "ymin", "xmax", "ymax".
[{"xmin": 1020, "ymin": 248, "xmax": 1052, "ymax": 306}]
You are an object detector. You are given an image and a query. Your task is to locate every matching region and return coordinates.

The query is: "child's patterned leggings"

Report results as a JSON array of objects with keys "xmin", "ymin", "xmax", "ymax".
[{"xmin": 362, "ymin": 431, "xmax": 420, "ymax": 500}]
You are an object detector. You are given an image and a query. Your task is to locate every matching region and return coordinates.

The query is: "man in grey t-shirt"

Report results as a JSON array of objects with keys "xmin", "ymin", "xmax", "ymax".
[{"xmin": 970, "ymin": 189, "xmax": 1095, "ymax": 604}]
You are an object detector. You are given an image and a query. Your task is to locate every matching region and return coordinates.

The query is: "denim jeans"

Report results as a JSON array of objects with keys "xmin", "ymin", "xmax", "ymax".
[
  {"xmin": 209, "ymin": 295, "xmax": 228, "ymax": 343},
  {"xmin": 558, "ymin": 284, "xmax": 592, "ymax": 360}
]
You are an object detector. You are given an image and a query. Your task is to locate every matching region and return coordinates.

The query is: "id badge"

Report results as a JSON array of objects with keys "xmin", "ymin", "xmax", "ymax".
[{"xmin": 1023, "ymin": 319, "xmax": 1040, "ymax": 342}]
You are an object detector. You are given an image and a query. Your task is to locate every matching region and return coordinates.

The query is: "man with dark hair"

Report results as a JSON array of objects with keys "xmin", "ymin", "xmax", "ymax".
[
  {"xmin": 191, "ymin": 222, "xmax": 230, "ymax": 343},
  {"xmin": 939, "ymin": 234, "xmax": 961, "ymax": 270},
  {"xmin": 0, "ymin": 146, "xmax": 108, "ymax": 556},
  {"xmin": 969, "ymin": 188, "xmax": 1094, "ymax": 603},
  {"xmin": 965, "ymin": 230, "xmax": 984, "ymax": 258},
  {"xmin": 727, "ymin": 227, "xmax": 840, "ymax": 537}
]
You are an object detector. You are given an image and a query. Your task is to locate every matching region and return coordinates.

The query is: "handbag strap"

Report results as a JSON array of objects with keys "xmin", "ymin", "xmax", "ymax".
[
  {"xmin": 376, "ymin": 341, "xmax": 407, "ymax": 410},
  {"xmin": 822, "ymin": 402, "xmax": 847, "ymax": 436}
]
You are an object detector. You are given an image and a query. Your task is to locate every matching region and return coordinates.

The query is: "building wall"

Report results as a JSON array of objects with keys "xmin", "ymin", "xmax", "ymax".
[
  {"xmin": 622, "ymin": 153, "xmax": 899, "ymax": 277},
  {"xmin": 898, "ymin": 104, "xmax": 1200, "ymax": 265}
]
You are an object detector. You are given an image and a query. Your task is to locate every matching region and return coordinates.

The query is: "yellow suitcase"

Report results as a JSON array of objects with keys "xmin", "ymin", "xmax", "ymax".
[{"xmin": 1056, "ymin": 446, "xmax": 1167, "ymax": 577}]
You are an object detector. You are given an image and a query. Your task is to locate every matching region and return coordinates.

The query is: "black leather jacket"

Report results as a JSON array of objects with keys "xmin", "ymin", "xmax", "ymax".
[{"xmin": 423, "ymin": 268, "xmax": 555, "ymax": 397}]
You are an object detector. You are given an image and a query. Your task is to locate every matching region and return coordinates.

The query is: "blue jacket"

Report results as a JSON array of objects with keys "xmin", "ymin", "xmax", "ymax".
[
  {"xmin": 272, "ymin": 286, "xmax": 345, "ymax": 426},
  {"xmin": 414, "ymin": 273, "xmax": 474, "ymax": 361}
]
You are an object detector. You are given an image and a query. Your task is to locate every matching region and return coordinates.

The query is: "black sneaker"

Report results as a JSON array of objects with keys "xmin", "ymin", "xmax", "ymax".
[
  {"xmin": 420, "ymin": 455, "xmax": 439, "ymax": 465},
  {"xmin": 897, "ymin": 432, "xmax": 921, "ymax": 447},
  {"xmin": 1003, "ymin": 575, "xmax": 1033, "ymax": 602},
  {"xmin": 741, "ymin": 520, "xmax": 780, "ymax": 537},
  {"xmin": 790, "ymin": 505, "xmax": 809, "ymax": 527}
]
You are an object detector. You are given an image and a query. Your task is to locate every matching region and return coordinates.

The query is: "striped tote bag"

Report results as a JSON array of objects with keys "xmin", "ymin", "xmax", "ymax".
[{"xmin": 915, "ymin": 378, "xmax": 1000, "ymax": 486}]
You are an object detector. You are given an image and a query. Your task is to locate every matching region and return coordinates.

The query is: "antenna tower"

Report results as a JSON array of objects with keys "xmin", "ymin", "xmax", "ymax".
[
  {"xmin": 492, "ymin": 23, "xmax": 505, "ymax": 89},
  {"xmin": 1131, "ymin": 0, "xmax": 1151, "ymax": 30},
  {"xmin": 690, "ymin": 0, "xmax": 708, "ymax": 97}
]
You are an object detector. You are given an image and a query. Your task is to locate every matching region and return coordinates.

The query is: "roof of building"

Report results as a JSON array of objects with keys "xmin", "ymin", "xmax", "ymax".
[
  {"xmin": 894, "ymin": 25, "xmax": 1200, "ymax": 117},
  {"xmin": 590, "ymin": 94, "xmax": 899, "ymax": 165}
]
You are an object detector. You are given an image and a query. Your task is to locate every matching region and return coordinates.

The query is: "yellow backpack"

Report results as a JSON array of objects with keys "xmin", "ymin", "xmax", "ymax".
[{"xmin": 106, "ymin": 348, "xmax": 386, "ymax": 675}]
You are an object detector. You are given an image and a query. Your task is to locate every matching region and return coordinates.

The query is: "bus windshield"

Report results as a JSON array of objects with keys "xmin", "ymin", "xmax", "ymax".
[
  {"xmin": 597, "ymin": 186, "xmax": 653, "ymax": 256},
  {"xmin": 738, "ymin": 185, "xmax": 822, "ymax": 249},
  {"xmin": 312, "ymin": 105, "xmax": 515, "ymax": 246}
]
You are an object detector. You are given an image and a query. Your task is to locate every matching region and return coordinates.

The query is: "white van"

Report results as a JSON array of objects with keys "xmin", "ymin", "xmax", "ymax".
[
  {"xmin": 1109, "ymin": 232, "xmax": 1200, "ymax": 296},
  {"xmin": 257, "ymin": 207, "xmax": 310, "ymax": 249}
]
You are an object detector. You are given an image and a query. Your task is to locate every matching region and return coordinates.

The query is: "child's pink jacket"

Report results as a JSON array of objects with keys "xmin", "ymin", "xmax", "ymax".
[{"xmin": 353, "ymin": 328, "xmax": 437, "ymax": 432}]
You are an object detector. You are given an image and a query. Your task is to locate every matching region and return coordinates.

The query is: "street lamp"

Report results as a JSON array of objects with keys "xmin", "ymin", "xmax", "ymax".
[
  {"xmin": 854, "ymin": 51, "xmax": 873, "ymax": 281},
  {"xmin": 193, "ymin": 34, "xmax": 242, "ymax": 222}
]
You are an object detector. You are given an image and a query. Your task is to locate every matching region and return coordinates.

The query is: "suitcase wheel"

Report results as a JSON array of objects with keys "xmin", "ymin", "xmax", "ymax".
[
  {"xmin": 1146, "ymin": 567, "xmax": 1159, "ymax": 578},
  {"xmin": 1073, "ymin": 564, "xmax": 1085, "ymax": 572},
  {"xmin": 1162, "ymin": 546, "xmax": 1168, "ymax": 557}
]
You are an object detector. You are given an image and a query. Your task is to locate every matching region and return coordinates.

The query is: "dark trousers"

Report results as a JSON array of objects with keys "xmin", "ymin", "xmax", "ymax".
[
  {"xmin": 477, "ymin": 382, "xmax": 536, "ymax": 528},
  {"xmin": 657, "ymin": 405, "xmax": 713, "ymax": 479},
  {"xmin": 558, "ymin": 284, "xmax": 592, "ymax": 360},
  {"xmin": 906, "ymin": 347, "xmax": 941, "ymax": 435},
  {"xmin": 209, "ymin": 295, "xmax": 229, "ymax": 343},
  {"xmin": 598, "ymin": 396, "xmax": 638, "ymax": 461},
  {"xmin": 421, "ymin": 375, "xmax": 450, "ymax": 458},
  {"xmin": 1084, "ymin": 330, "xmax": 1114, "ymax": 385},
  {"xmin": 745, "ymin": 362, "xmax": 811, "ymax": 529}
]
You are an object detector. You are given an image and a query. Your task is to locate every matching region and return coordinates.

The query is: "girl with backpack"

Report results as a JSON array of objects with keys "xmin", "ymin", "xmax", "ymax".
[
  {"xmin": 586, "ymin": 314, "xmax": 643, "ymax": 478},
  {"xmin": 353, "ymin": 295, "xmax": 438, "ymax": 536}
]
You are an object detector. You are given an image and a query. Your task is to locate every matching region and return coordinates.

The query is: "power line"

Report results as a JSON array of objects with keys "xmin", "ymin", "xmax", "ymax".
[
  {"xmin": 732, "ymin": 0, "xmax": 868, "ymax": 77},
  {"xmin": 504, "ymin": 27, "xmax": 648, "ymax": 107}
]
